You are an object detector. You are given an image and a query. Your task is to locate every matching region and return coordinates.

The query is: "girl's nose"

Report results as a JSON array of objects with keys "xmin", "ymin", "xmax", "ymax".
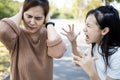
[{"xmin": 83, "ymin": 26, "xmax": 87, "ymax": 32}]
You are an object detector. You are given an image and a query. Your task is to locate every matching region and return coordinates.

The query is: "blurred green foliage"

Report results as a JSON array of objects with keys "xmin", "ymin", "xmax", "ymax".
[
  {"xmin": 0, "ymin": 0, "xmax": 22, "ymax": 19},
  {"xmin": 49, "ymin": 1, "xmax": 74, "ymax": 19},
  {"xmin": 50, "ymin": 0, "xmax": 103, "ymax": 19},
  {"xmin": 0, "ymin": 42, "xmax": 9, "ymax": 79}
]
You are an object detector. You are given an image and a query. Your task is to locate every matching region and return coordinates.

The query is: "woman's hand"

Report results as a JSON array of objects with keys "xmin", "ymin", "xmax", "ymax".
[
  {"xmin": 9, "ymin": 6, "xmax": 23, "ymax": 26},
  {"xmin": 61, "ymin": 24, "xmax": 80, "ymax": 42}
]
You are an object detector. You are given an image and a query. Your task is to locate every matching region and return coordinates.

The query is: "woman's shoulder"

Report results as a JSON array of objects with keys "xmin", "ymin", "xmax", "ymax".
[{"xmin": 0, "ymin": 18, "xmax": 20, "ymax": 35}]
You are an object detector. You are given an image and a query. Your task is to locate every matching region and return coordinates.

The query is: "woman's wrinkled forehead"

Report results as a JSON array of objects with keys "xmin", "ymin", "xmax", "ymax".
[{"xmin": 22, "ymin": 0, "xmax": 49, "ymax": 18}]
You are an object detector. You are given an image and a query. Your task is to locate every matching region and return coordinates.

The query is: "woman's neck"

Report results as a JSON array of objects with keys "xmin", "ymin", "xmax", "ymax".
[{"xmin": 29, "ymin": 31, "xmax": 40, "ymax": 43}]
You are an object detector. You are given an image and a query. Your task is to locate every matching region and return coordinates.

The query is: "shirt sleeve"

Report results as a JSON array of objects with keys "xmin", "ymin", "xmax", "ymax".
[
  {"xmin": 47, "ymin": 37, "xmax": 66, "ymax": 58},
  {"xmin": 0, "ymin": 18, "xmax": 20, "ymax": 51},
  {"xmin": 107, "ymin": 48, "xmax": 120, "ymax": 79}
]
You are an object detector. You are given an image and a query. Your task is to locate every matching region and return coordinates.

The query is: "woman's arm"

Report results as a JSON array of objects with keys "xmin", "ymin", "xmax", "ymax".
[
  {"xmin": 0, "ymin": 20, "xmax": 18, "ymax": 51},
  {"xmin": 47, "ymin": 23, "xmax": 66, "ymax": 58},
  {"xmin": 9, "ymin": 7, "xmax": 22, "ymax": 26},
  {"xmin": 0, "ymin": 8, "xmax": 22, "ymax": 51}
]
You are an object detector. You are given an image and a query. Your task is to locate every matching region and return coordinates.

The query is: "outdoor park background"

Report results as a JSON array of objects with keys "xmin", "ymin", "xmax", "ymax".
[{"xmin": 0, "ymin": 0, "xmax": 120, "ymax": 80}]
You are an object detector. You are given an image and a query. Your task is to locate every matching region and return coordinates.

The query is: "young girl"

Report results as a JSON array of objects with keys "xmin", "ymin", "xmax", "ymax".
[
  {"xmin": 0, "ymin": 0, "xmax": 66, "ymax": 80},
  {"xmin": 62, "ymin": 6, "xmax": 120, "ymax": 80}
]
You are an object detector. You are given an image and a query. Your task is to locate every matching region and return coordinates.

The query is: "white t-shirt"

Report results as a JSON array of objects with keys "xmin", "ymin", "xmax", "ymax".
[{"xmin": 93, "ymin": 44, "xmax": 120, "ymax": 80}]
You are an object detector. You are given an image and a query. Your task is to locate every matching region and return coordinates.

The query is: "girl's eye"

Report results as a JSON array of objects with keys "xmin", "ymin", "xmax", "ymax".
[
  {"xmin": 86, "ymin": 24, "xmax": 90, "ymax": 27},
  {"xmin": 87, "ymin": 25, "xmax": 90, "ymax": 27},
  {"xmin": 86, "ymin": 24, "xmax": 92, "ymax": 28}
]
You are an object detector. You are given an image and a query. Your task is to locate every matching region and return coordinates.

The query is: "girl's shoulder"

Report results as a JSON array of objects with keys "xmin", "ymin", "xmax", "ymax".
[{"xmin": 110, "ymin": 47, "xmax": 120, "ymax": 59}]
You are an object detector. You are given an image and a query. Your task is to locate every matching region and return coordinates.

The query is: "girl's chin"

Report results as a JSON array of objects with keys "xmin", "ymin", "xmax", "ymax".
[{"xmin": 85, "ymin": 39, "xmax": 91, "ymax": 44}]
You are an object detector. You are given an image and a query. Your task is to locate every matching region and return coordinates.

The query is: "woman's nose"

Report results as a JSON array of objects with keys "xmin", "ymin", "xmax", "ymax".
[{"xmin": 30, "ymin": 18, "xmax": 35, "ymax": 25}]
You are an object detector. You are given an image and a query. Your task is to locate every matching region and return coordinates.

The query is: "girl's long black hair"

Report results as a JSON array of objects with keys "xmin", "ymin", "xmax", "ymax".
[{"xmin": 86, "ymin": 6, "xmax": 120, "ymax": 71}]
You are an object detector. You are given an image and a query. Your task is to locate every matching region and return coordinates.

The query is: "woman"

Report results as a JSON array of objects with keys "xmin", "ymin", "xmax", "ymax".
[
  {"xmin": 62, "ymin": 6, "xmax": 120, "ymax": 80},
  {"xmin": 0, "ymin": 0, "xmax": 66, "ymax": 80}
]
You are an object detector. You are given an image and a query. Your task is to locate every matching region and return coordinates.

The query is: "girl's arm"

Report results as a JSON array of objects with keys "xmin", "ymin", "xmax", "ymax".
[
  {"xmin": 47, "ymin": 23, "xmax": 66, "ymax": 58},
  {"xmin": 106, "ymin": 77, "xmax": 116, "ymax": 80},
  {"xmin": 73, "ymin": 53, "xmax": 100, "ymax": 80},
  {"xmin": 62, "ymin": 24, "xmax": 82, "ymax": 57}
]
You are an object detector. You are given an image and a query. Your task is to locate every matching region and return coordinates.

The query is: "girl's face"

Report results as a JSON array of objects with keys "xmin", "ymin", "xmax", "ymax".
[
  {"xmin": 83, "ymin": 14, "xmax": 104, "ymax": 44},
  {"xmin": 23, "ymin": 6, "xmax": 45, "ymax": 34}
]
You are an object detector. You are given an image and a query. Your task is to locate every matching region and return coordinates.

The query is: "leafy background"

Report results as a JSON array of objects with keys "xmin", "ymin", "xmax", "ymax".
[{"xmin": 0, "ymin": 0, "xmax": 120, "ymax": 79}]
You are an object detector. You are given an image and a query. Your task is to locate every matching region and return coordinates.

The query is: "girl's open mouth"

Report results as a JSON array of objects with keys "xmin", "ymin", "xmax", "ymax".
[{"xmin": 85, "ymin": 34, "xmax": 89, "ymax": 42}]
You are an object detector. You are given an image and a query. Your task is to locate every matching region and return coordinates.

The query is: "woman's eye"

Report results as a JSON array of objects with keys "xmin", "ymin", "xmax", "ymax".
[
  {"xmin": 35, "ymin": 17, "xmax": 43, "ymax": 20},
  {"xmin": 27, "ymin": 15, "xmax": 32, "ymax": 18},
  {"xmin": 35, "ymin": 17, "xmax": 41, "ymax": 20}
]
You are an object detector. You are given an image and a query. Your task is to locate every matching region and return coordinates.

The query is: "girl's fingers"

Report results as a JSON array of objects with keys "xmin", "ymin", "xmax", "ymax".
[
  {"xmin": 71, "ymin": 24, "xmax": 74, "ymax": 33},
  {"xmin": 62, "ymin": 28, "xmax": 69, "ymax": 33},
  {"xmin": 73, "ymin": 60, "xmax": 81, "ymax": 66},
  {"xmin": 61, "ymin": 32, "xmax": 67, "ymax": 36},
  {"xmin": 78, "ymin": 32, "xmax": 81, "ymax": 36},
  {"xmin": 68, "ymin": 24, "xmax": 74, "ymax": 32},
  {"xmin": 68, "ymin": 25, "xmax": 71, "ymax": 32},
  {"xmin": 75, "ymin": 31, "xmax": 80, "ymax": 39},
  {"xmin": 76, "ymin": 47, "xmax": 83, "ymax": 57},
  {"xmin": 92, "ymin": 56, "xmax": 98, "ymax": 61},
  {"xmin": 72, "ymin": 54, "xmax": 82, "ymax": 62},
  {"xmin": 87, "ymin": 44, "xmax": 92, "ymax": 57},
  {"xmin": 68, "ymin": 24, "xmax": 72, "ymax": 32}
]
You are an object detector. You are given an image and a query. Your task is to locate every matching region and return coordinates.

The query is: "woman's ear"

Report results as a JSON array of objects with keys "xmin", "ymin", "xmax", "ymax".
[{"xmin": 101, "ymin": 27, "xmax": 109, "ymax": 36}]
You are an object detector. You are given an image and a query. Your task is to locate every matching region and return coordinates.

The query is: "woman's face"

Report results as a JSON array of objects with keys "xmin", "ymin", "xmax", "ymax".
[
  {"xmin": 83, "ymin": 14, "xmax": 104, "ymax": 44},
  {"xmin": 23, "ymin": 6, "xmax": 45, "ymax": 34}
]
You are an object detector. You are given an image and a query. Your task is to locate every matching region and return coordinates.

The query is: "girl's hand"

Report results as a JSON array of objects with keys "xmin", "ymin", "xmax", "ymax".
[
  {"xmin": 73, "ymin": 47, "xmax": 98, "ymax": 77},
  {"xmin": 61, "ymin": 24, "xmax": 80, "ymax": 42}
]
